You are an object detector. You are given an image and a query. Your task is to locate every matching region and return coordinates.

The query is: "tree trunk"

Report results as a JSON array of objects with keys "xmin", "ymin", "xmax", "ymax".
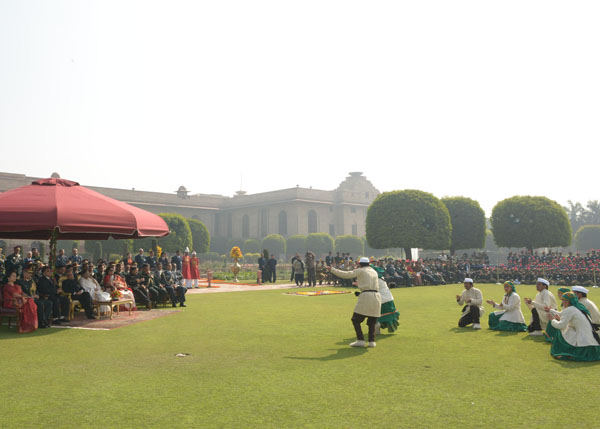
[{"xmin": 404, "ymin": 247, "xmax": 412, "ymax": 261}]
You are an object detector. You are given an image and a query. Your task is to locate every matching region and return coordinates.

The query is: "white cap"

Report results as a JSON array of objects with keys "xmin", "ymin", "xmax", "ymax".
[
  {"xmin": 537, "ymin": 278, "xmax": 549, "ymax": 286},
  {"xmin": 464, "ymin": 278, "xmax": 473, "ymax": 283},
  {"xmin": 185, "ymin": 247, "xmax": 190, "ymax": 253},
  {"xmin": 192, "ymin": 251, "xmax": 196, "ymax": 256},
  {"xmin": 572, "ymin": 285, "xmax": 589, "ymax": 294},
  {"xmin": 359, "ymin": 257, "xmax": 370, "ymax": 264}
]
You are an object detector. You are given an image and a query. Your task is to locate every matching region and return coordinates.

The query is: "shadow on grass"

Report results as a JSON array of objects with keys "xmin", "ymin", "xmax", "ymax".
[
  {"xmin": 450, "ymin": 327, "xmax": 481, "ymax": 334},
  {"xmin": 285, "ymin": 347, "xmax": 368, "ymax": 361},
  {"xmin": 521, "ymin": 335, "xmax": 548, "ymax": 343},
  {"xmin": 550, "ymin": 357, "xmax": 600, "ymax": 368},
  {"xmin": 285, "ymin": 335, "xmax": 395, "ymax": 361},
  {"xmin": 491, "ymin": 330, "xmax": 527, "ymax": 337}
]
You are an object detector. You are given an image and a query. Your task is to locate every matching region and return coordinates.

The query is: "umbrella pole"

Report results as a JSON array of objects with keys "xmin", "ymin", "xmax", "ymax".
[{"xmin": 49, "ymin": 228, "xmax": 58, "ymax": 269}]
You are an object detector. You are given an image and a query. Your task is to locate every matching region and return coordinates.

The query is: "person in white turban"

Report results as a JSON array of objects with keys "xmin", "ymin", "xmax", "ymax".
[
  {"xmin": 524, "ymin": 278, "xmax": 557, "ymax": 336},
  {"xmin": 456, "ymin": 278, "xmax": 484, "ymax": 329},
  {"xmin": 330, "ymin": 257, "xmax": 381, "ymax": 348},
  {"xmin": 572, "ymin": 286, "xmax": 600, "ymax": 331}
]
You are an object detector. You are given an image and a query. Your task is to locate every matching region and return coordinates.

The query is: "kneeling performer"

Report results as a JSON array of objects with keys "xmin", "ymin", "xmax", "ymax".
[{"xmin": 456, "ymin": 278, "xmax": 484, "ymax": 329}]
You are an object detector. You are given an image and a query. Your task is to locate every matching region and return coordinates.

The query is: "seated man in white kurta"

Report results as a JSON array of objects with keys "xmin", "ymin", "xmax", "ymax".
[
  {"xmin": 456, "ymin": 278, "xmax": 484, "ymax": 329},
  {"xmin": 572, "ymin": 286, "xmax": 600, "ymax": 331},
  {"xmin": 330, "ymin": 257, "xmax": 381, "ymax": 348},
  {"xmin": 524, "ymin": 278, "xmax": 557, "ymax": 336}
]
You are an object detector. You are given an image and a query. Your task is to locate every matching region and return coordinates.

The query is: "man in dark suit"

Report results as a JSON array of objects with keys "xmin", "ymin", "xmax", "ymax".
[{"xmin": 37, "ymin": 265, "xmax": 70, "ymax": 323}]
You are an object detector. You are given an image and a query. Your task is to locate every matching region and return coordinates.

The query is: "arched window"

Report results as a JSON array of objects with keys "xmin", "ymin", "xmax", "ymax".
[
  {"xmin": 260, "ymin": 209, "xmax": 269, "ymax": 237},
  {"xmin": 242, "ymin": 215, "xmax": 250, "ymax": 239},
  {"xmin": 308, "ymin": 210, "xmax": 318, "ymax": 233},
  {"xmin": 227, "ymin": 213, "xmax": 233, "ymax": 238},
  {"xmin": 278, "ymin": 211, "xmax": 287, "ymax": 236}
]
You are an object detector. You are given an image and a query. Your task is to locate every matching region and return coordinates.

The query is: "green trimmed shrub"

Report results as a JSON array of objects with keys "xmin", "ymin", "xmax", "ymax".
[
  {"xmin": 491, "ymin": 196, "xmax": 571, "ymax": 250},
  {"xmin": 441, "ymin": 196, "xmax": 486, "ymax": 254},
  {"xmin": 306, "ymin": 233, "xmax": 334, "ymax": 258},
  {"xmin": 187, "ymin": 218, "xmax": 210, "ymax": 253},
  {"xmin": 262, "ymin": 234, "xmax": 286, "ymax": 257},
  {"xmin": 286, "ymin": 235, "xmax": 306, "ymax": 257},
  {"xmin": 574, "ymin": 225, "xmax": 600, "ymax": 251},
  {"xmin": 335, "ymin": 235, "xmax": 364, "ymax": 256},
  {"xmin": 242, "ymin": 239, "xmax": 261, "ymax": 254},
  {"xmin": 366, "ymin": 189, "xmax": 451, "ymax": 260}
]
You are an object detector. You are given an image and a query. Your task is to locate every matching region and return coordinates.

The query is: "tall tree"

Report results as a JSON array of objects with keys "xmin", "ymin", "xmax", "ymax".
[
  {"xmin": 564, "ymin": 200, "xmax": 585, "ymax": 235},
  {"xmin": 491, "ymin": 196, "xmax": 571, "ymax": 251},
  {"xmin": 441, "ymin": 196, "xmax": 486, "ymax": 255},
  {"xmin": 366, "ymin": 190, "xmax": 451, "ymax": 260},
  {"xmin": 583, "ymin": 200, "xmax": 600, "ymax": 225}
]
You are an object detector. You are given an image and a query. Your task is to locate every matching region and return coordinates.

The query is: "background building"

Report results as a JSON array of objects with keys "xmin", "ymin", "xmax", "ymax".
[{"xmin": 0, "ymin": 171, "xmax": 379, "ymax": 249}]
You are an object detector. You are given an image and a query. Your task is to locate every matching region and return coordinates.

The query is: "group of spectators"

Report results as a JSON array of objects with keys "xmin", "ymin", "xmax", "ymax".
[{"xmin": 1, "ymin": 245, "xmax": 190, "ymax": 333}]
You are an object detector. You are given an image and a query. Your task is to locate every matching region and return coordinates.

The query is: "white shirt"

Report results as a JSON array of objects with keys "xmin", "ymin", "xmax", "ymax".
[
  {"xmin": 531, "ymin": 288, "xmax": 557, "ymax": 326},
  {"xmin": 551, "ymin": 306, "xmax": 599, "ymax": 347},
  {"xmin": 331, "ymin": 266, "xmax": 381, "ymax": 317},
  {"xmin": 579, "ymin": 297, "xmax": 600, "ymax": 325},
  {"xmin": 457, "ymin": 287, "xmax": 484, "ymax": 317},
  {"xmin": 493, "ymin": 293, "xmax": 526, "ymax": 324}
]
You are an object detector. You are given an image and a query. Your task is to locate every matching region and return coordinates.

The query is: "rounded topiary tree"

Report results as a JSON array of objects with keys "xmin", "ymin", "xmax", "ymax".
[
  {"xmin": 286, "ymin": 235, "xmax": 306, "ymax": 258},
  {"xmin": 156, "ymin": 213, "xmax": 193, "ymax": 253},
  {"xmin": 491, "ymin": 196, "xmax": 571, "ymax": 251},
  {"xmin": 335, "ymin": 235, "xmax": 364, "ymax": 257},
  {"xmin": 366, "ymin": 189, "xmax": 452, "ymax": 260},
  {"xmin": 242, "ymin": 238, "xmax": 261, "ymax": 254},
  {"xmin": 262, "ymin": 234, "xmax": 286, "ymax": 257},
  {"xmin": 574, "ymin": 225, "xmax": 600, "ymax": 251},
  {"xmin": 306, "ymin": 233, "xmax": 334, "ymax": 258},
  {"xmin": 441, "ymin": 196, "xmax": 486, "ymax": 255},
  {"xmin": 187, "ymin": 218, "xmax": 210, "ymax": 253}
]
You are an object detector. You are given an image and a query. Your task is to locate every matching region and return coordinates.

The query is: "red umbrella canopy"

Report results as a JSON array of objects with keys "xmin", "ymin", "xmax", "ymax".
[{"xmin": 0, "ymin": 178, "xmax": 169, "ymax": 240}]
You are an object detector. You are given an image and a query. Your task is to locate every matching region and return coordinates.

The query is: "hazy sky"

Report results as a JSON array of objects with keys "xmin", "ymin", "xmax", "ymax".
[{"xmin": 1, "ymin": 1, "xmax": 598, "ymax": 215}]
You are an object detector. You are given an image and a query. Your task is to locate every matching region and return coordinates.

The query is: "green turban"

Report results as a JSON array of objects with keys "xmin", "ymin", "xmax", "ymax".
[
  {"xmin": 371, "ymin": 265, "xmax": 385, "ymax": 279},
  {"xmin": 504, "ymin": 281, "xmax": 516, "ymax": 296},
  {"xmin": 561, "ymin": 292, "xmax": 590, "ymax": 316},
  {"xmin": 558, "ymin": 287, "xmax": 570, "ymax": 294}
]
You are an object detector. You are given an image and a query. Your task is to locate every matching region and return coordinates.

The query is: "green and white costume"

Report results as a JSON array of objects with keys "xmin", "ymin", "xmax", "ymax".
[
  {"xmin": 377, "ymin": 277, "xmax": 399, "ymax": 333},
  {"xmin": 550, "ymin": 292, "xmax": 600, "ymax": 361},
  {"xmin": 489, "ymin": 283, "xmax": 527, "ymax": 332}
]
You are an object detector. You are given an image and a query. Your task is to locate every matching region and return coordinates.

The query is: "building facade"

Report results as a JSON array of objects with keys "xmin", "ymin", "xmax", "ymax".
[{"xmin": 0, "ymin": 171, "xmax": 379, "ymax": 247}]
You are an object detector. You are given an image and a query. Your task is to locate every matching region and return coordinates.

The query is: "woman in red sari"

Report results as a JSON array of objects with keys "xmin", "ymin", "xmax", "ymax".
[
  {"xmin": 2, "ymin": 271, "xmax": 38, "ymax": 333},
  {"xmin": 181, "ymin": 248, "xmax": 192, "ymax": 289},
  {"xmin": 190, "ymin": 251, "xmax": 200, "ymax": 288}
]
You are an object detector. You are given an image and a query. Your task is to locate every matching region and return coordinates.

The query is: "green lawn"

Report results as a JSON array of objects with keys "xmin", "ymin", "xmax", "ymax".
[{"xmin": 1, "ymin": 284, "xmax": 599, "ymax": 428}]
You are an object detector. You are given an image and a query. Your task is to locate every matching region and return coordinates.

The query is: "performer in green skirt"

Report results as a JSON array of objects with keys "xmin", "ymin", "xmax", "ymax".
[
  {"xmin": 372, "ymin": 266, "xmax": 399, "ymax": 333},
  {"xmin": 486, "ymin": 281, "xmax": 527, "ymax": 332},
  {"xmin": 548, "ymin": 292, "xmax": 600, "ymax": 361}
]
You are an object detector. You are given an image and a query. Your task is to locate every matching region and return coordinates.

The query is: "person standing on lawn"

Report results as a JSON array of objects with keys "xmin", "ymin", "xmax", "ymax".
[
  {"xmin": 524, "ymin": 278, "xmax": 557, "ymax": 336},
  {"xmin": 330, "ymin": 257, "xmax": 381, "ymax": 348},
  {"xmin": 190, "ymin": 251, "xmax": 200, "ymax": 289},
  {"xmin": 267, "ymin": 254, "xmax": 277, "ymax": 283},
  {"xmin": 456, "ymin": 278, "xmax": 484, "ymax": 329},
  {"xmin": 181, "ymin": 248, "xmax": 192, "ymax": 289}
]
